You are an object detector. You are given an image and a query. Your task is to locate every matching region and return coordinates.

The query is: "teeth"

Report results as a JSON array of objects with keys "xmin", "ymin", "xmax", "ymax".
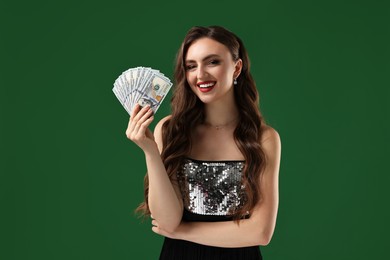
[{"xmin": 198, "ymin": 82, "xmax": 215, "ymax": 88}]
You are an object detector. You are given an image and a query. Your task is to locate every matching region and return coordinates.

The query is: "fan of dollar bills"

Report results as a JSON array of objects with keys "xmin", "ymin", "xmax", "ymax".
[{"xmin": 112, "ymin": 67, "xmax": 173, "ymax": 115}]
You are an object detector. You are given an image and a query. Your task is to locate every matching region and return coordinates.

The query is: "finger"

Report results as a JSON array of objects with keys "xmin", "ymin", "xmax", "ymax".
[
  {"xmin": 152, "ymin": 220, "xmax": 157, "ymax": 226},
  {"xmin": 152, "ymin": 226, "xmax": 164, "ymax": 235},
  {"xmin": 150, "ymin": 214, "xmax": 154, "ymax": 219},
  {"xmin": 152, "ymin": 226, "xmax": 159, "ymax": 234},
  {"xmin": 126, "ymin": 104, "xmax": 141, "ymax": 136},
  {"xmin": 152, "ymin": 226, "xmax": 170, "ymax": 238},
  {"xmin": 139, "ymin": 108, "xmax": 154, "ymax": 123},
  {"xmin": 137, "ymin": 116, "xmax": 154, "ymax": 136},
  {"xmin": 126, "ymin": 113, "xmax": 140, "ymax": 138},
  {"xmin": 133, "ymin": 105, "xmax": 151, "ymax": 123},
  {"xmin": 132, "ymin": 117, "xmax": 144, "ymax": 135},
  {"xmin": 127, "ymin": 105, "xmax": 151, "ymax": 137},
  {"xmin": 130, "ymin": 104, "xmax": 141, "ymax": 118},
  {"xmin": 126, "ymin": 116, "xmax": 135, "ymax": 137}
]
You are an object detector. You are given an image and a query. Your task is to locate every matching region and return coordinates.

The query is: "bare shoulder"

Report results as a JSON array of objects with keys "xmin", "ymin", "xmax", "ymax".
[
  {"xmin": 154, "ymin": 115, "xmax": 172, "ymax": 153},
  {"xmin": 260, "ymin": 124, "xmax": 281, "ymax": 147},
  {"xmin": 260, "ymin": 125, "xmax": 281, "ymax": 165},
  {"xmin": 258, "ymin": 125, "xmax": 281, "ymax": 187}
]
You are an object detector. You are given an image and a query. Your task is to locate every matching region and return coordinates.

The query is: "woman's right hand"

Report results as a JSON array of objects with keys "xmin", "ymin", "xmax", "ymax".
[{"xmin": 125, "ymin": 104, "xmax": 157, "ymax": 153}]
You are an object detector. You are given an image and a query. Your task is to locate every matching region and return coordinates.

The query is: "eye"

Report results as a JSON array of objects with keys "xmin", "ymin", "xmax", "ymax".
[
  {"xmin": 209, "ymin": 59, "xmax": 220, "ymax": 65},
  {"xmin": 185, "ymin": 64, "xmax": 196, "ymax": 71}
]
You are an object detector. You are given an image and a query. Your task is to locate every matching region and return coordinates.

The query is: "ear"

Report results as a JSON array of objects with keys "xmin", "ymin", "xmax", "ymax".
[{"xmin": 233, "ymin": 58, "xmax": 243, "ymax": 79}]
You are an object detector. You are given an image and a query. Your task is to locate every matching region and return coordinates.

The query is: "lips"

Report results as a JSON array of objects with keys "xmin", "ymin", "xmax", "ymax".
[{"xmin": 196, "ymin": 81, "xmax": 216, "ymax": 93}]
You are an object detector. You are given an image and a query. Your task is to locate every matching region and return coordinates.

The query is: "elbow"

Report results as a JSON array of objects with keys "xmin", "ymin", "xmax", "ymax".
[
  {"xmin": 150, "ymin": 212, "xmax": 181, "ymax": 233},
  {"xmin": 257, "ymin": 234, "xmax": 272, "ymax": 246},
  {"xmin": 255, "ymin": 230, "xmax": 274, "ymax": 246},
  {"xmin": 149, "ymin": 208, "xmax": 183, "ymax": 233},
  {"xmin": 159, "ymin": 220, "xmax": 181, "ymax": 234}
]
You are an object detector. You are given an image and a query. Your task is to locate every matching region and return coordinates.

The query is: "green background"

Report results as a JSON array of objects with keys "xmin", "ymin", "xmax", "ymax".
[{"xmin": 1, "ymin": 0, "xmax": 389, "ymax": 259}]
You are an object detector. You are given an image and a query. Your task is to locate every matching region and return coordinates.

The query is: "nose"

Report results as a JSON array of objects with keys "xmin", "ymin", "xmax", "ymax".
[{"xmin": 196, "ymin": 65, "xmax": 208, "ymax": 80}]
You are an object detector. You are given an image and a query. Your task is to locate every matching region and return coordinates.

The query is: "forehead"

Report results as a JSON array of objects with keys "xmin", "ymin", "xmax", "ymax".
[{"xmin": 185, "ymin": 37, "xmax": 232, "ymax": 61}]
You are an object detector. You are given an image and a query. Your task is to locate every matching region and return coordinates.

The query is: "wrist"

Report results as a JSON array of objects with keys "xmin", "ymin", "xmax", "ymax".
[
  {"xmin": 143, "ymin": 143, "xmax": 159, "ymax": 155},
  {"xmin": 143, "ymin": 144, "xmax": 161, "ymax": 159}
]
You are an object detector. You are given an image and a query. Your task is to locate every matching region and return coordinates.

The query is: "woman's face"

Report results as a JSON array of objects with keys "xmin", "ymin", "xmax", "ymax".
[{"xmin": 184, "ymin": 37, "xmax": 242, "ymax": 104}]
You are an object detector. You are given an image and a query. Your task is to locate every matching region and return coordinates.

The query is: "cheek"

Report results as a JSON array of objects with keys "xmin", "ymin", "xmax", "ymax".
[
  {"xmin": 217, "ymin": 65, "xmax": 232, "ymax": 78},
  {"xmin": 216, "ymin": 71, "xmax": 230, "ymax": 84},
  {"xmin": 186, "ymin": 72, "xmax": 196, "ymax": 86}
]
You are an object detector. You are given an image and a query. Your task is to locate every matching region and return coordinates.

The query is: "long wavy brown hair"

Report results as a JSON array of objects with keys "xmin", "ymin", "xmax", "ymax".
[{"xmin": 136, "ymin": 26, "xmax": 266, "ymax": 221}]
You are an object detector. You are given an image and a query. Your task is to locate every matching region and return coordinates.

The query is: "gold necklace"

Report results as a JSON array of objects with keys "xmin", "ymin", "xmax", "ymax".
[{"xmin": 204, "ymin": 118, "xmax": 238, "ymax": 130}]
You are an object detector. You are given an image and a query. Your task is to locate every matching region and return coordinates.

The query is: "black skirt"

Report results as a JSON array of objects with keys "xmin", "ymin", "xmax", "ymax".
[{"xmin": 159, "ymin": 210, "xmax": 262, "ymax": 260}]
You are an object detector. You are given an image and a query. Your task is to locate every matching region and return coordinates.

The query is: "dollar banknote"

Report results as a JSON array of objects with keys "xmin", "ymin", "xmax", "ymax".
[{"xmin": 112, "ymin": 67, "xmax": 173, "ymax": 115}]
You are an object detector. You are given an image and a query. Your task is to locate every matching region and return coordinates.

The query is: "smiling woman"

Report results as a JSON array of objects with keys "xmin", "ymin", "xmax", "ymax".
[
  {"xmin": 126, "ymin": 26, "xmax": 281, "ymax": 260},
  {"xmin": 185, "ymin": 38, "xmax": 242, "ymax": 102}
]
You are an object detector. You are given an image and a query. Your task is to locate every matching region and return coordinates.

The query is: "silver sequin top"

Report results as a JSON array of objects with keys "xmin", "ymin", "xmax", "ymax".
[{"xmin": 177, "ymin": 158, "xmax": 247, "ymax": 216}]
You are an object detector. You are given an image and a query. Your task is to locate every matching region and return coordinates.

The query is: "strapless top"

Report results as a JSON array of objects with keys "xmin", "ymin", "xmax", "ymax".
[
  {"xmin": 177, "ymin": 158, "xmax": 247, "ymax": 216},
  {"xmin": 160, "ymin": 158, "xmax": 262, "ymax": 260}
]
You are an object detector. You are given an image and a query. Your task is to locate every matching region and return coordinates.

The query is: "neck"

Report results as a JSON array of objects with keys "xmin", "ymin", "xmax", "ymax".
[{"xmin": 203, "ymin": 93, "xmax": 239, "ymax": 128}]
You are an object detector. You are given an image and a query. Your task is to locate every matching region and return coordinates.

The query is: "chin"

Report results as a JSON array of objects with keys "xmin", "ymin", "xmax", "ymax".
[{"xmin": 197, "ymin": 95, "xmax": 219, "ymax": 104}]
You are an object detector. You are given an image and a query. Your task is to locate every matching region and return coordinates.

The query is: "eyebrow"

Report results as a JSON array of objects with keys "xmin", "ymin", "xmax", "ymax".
[{"xmin": 185, "ymin": 54, "xmax": 221, "ymax": 63}]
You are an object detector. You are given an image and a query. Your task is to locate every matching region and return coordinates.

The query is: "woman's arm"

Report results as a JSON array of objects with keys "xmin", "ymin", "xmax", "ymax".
[
  {"xmin": 152, "ymin": 127, "xmax": 281, "ymax": 247},
  {"xmin": 126, "ymin": 105, "xmax": 183, "ymax": 232}
]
